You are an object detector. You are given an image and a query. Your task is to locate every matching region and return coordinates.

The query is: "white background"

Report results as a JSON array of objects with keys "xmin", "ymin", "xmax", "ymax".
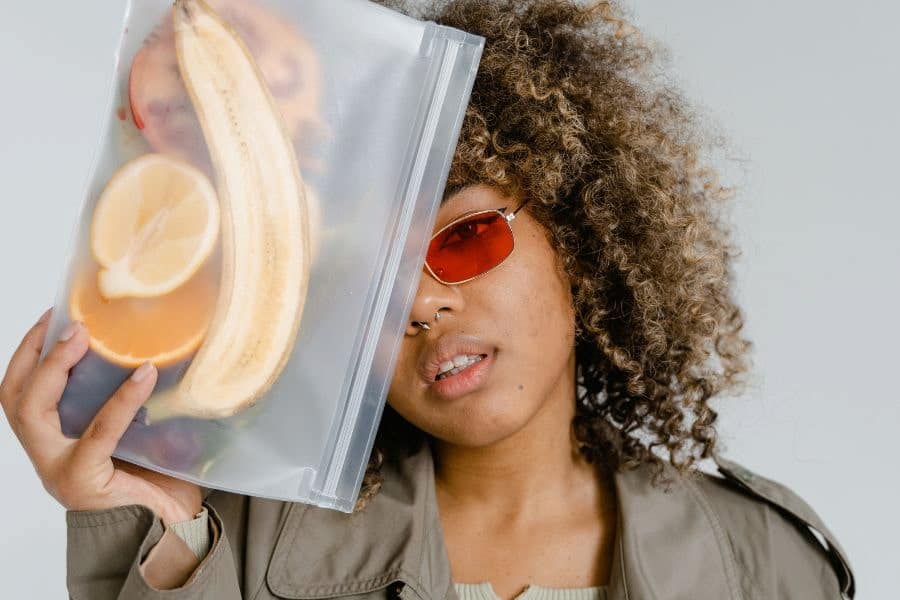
[{"xmin": 0, "ymin": 1, "xmax": 895, "ymax": 597}]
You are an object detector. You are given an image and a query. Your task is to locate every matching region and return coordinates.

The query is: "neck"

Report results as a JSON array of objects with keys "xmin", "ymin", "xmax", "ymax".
[{"xmin": 431, "ymin": 351, "xmax": 602, "ymax": 520}]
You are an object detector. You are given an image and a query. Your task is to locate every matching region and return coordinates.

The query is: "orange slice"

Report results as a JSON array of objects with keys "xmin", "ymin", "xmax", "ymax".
[
  {"xmin": 90, "ymin": 153, "xmax": 220, "ymax": 300},
  {"xmin": 69, "ymin": 260, "xmax": 219, "ymax": 368},
  {"xmin": 128, "ymin": 0, "xmax": 327, "ymax": 173}
]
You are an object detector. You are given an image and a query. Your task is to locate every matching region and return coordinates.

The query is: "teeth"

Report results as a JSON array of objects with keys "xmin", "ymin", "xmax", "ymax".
[{"xmin": 436, "ymin": 354, "xmax": 484, "ymax": 380}]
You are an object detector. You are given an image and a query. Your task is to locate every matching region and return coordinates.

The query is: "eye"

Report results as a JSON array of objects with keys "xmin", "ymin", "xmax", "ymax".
[{"xmin": 439, "ymin": 215, "xmax": 495, "ymax": 248}]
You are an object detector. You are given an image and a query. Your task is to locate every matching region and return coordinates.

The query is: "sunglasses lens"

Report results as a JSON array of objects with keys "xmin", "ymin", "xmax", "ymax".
[{"xmin": 426, "ymin": 211, "xmax": 514, "ymax": 283}]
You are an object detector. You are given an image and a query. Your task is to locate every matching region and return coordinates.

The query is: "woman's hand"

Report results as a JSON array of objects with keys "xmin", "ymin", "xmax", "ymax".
[{"xmin": 0, "ymin": 308, "xmax": 202, "ymax": 526}]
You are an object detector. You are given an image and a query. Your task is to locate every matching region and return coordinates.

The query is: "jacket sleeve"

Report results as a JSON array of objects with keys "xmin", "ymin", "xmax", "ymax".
[{"xmin": 65, "ymin": 499, "xmax": 241, "ymax": 599}]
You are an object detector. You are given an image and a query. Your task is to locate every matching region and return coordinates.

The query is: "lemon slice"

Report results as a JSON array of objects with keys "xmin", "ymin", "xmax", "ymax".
[{"xmin": 90, "ymin": 153, "xmax": 220, "ymax": 299}]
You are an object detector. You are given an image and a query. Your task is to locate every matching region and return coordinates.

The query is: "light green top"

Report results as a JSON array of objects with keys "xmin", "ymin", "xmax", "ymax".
[
  {"xmin": 171, "ymin": 511, "xmax": 607, "ymax": 599},
  {"xmin": 455, "ymin": 582, "xmax": 607, "ymax": 600}
]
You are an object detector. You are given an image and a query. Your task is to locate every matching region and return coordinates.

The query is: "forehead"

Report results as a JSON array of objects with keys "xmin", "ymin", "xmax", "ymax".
[
  {"xmin": 434, "ymin": 185, "xmax": 507, "ymax": 231},
  {"xmin": 440, "ymin": 183, "xmax": 509, "ymax": 211}
]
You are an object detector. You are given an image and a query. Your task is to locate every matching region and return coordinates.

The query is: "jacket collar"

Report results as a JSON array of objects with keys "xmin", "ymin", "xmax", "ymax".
[{"xmin": 266, "ymin": 436, "xmax": 741, "ymax": 600}]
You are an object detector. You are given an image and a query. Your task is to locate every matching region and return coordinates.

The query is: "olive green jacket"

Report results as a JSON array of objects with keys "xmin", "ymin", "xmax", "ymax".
[{"xmin": 65, "ymin": 439, "xmax": 856, "ymax": 599}]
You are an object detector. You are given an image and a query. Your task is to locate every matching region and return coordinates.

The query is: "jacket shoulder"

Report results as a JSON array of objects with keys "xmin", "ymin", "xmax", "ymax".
[{"xmin": 688, "ymin": 454, "xmax": 856, "ymax": 599}]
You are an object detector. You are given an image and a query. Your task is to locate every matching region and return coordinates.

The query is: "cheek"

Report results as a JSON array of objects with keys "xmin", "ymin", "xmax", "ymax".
[{"xmin": 506, "ymin": 231, "xmax": 576, "ymax": 349}]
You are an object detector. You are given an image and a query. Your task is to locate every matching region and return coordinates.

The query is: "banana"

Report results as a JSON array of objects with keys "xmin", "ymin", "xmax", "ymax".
[{"xmin": 143, "ymin": 0, "xmax": 311, "ymax": 422}]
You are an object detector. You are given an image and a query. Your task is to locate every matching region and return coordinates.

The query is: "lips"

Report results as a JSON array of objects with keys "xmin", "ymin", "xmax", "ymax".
[
  {"xmin": 429, "ymin": 351, "xmax": 494, "ymax": 400},
  {"xmin": 418, "ymin": 333, "xmax": 497, "ymax": 384}
]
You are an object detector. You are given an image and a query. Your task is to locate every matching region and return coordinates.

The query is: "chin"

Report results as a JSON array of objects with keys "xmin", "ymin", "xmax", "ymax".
[
  {"xmin": 431, "ymin": 426, "xmax": 519, "ymax": 449},
  {"xmin": 407, "ymin": 396, "xmax": 539, "ymax": 449}
]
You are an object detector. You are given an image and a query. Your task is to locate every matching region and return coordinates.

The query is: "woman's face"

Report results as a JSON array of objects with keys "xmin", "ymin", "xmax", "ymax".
[{"xmin": 387, "ymin": 184, "xmax": 577, "ymax": 448}]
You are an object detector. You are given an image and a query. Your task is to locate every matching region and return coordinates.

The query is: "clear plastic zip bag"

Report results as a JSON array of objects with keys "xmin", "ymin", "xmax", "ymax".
[{"xmin": 38, "ymin": 0, "xmax": 483, "ymax": 512}]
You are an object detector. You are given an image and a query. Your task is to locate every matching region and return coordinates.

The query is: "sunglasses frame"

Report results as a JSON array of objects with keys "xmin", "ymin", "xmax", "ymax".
[{"xmin": 424, "ymin": 198, "xmax": 530, "ymax": 285}]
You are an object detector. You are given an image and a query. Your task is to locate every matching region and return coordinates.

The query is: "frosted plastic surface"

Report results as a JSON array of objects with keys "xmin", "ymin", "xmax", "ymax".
[{"xmin": 39, "ymin": 0, "xmax": 484, "ymax": 512}]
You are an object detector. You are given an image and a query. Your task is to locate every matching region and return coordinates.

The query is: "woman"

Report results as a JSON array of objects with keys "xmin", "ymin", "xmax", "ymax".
[{"xmin": 1, "ymin": 1, "xmax": 854, "ymax": 598}]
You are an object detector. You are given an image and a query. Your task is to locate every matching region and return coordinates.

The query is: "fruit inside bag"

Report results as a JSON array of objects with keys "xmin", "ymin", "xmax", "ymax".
[{"xmin": 41, "ymin": 0, "xmax": 484, "ymax": 511}]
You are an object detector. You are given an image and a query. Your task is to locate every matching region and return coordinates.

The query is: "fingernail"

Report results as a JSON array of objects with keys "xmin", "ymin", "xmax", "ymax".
[
  {"xmin": 38, "ymin": 307, "xmax": 53, "ymax": 324},
  {"xmin": 59, "ymin": 321, "xmax": 82, "ymax": 342},
  {"xmin": 131, "ymin": 361, "xmax": 155, "ymax": 383}
]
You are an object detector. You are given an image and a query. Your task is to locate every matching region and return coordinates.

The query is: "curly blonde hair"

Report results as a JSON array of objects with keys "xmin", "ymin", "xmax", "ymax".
[{"xmin": 355, "ymin": 0, "xmax": 753, "ymax": 511}]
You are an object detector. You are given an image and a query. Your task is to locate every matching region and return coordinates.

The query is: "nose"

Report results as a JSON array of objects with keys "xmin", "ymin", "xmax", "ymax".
[{"xmin": 405, "ymin": 267, "xmax": 465, "ymax": 335}]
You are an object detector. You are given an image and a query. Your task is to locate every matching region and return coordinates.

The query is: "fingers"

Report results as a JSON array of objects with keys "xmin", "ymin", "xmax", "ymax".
[
  {"xmin": 15, "ymin": 320, "xmax": 90, "ymax": 425},
  {"xmin": 71, "ymin": 362, "xmax": 157, "ymax": 470},
  {"xmin": 0, "ymin": 308, "xmax": 54, "ymax": 421}
]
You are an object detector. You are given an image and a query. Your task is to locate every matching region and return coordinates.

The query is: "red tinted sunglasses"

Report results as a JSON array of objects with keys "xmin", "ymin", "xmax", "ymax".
[{"xmin": 424, "ymin": 200, "xmax": 529, "ymax": 285}]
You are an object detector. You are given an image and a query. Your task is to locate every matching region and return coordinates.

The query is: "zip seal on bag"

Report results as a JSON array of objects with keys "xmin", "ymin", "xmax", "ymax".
[{"xmin": 316, "ymin": 23, "xmax": 485, "ymax": 511}]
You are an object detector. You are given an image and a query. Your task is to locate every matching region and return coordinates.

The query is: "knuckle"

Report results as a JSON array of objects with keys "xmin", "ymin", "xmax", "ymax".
[
  {"xmin": 46, "ymin": 345, "xmax": 71, "ymax": 368},
  {"xmin": 84, "ymin": 418, "xmax": 105, "ymax": 441},
  {"xmin": 47, "ymin": 336, "xmax": 82, "ymax": 366},
  {"xmin": 84, "ymin": 417, "xmax": 112, "ymax": 445}
]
